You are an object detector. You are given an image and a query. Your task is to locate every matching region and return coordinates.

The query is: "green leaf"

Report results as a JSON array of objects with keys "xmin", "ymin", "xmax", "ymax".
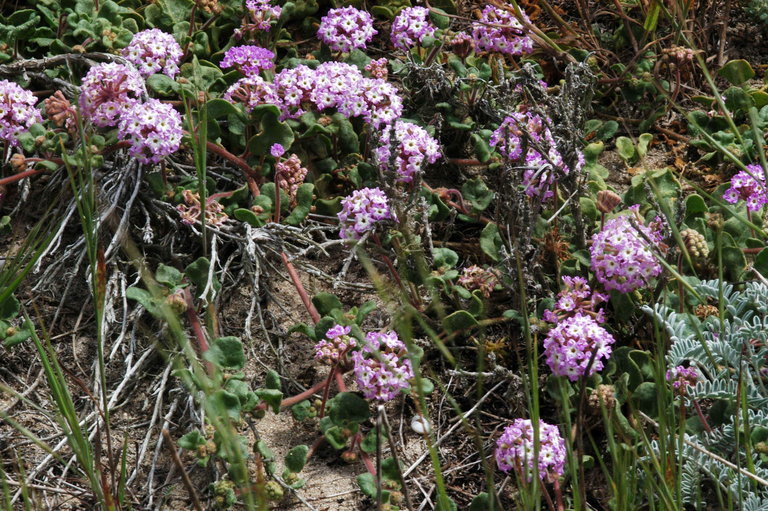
[
  {"xmin": 323, "ymin": 425, "xmax": 349, "ymax": 449},
  {"xmin": 718, "ymin": 59, "xmax": 755, "ymax": 86},
  {"xmin": 329, "ymin": 392, "xmax": 370, "ymax": 425},
  {"xmin": 291, "ymin": 400, "xmax": 314, "ymax": 421},
  {"xmin": 471, "ymin": 133, "xmax": 492, "ymax": 163},
  {"xmin": 755, "ymin": 248, "xmax": 768, "ymax": 278},
  {"xmin": 178, "ymin": 430, "xmax": 206, "ymax": 450},
  {"xmin": 0, "ymin": 294, "xmax": 20, "ymax": 320},
  {"xmin": 156, "ymin": 264, "xmax": 184, "ymax": 288},
  {"xmin": 247, "ymin": 108, "xmax": 295, "ymax": 156},
  {"xmin": 596, "ymin": 120, "xmax": 619, "ymax": 141},
  {"xmin": 207, "ymin": 389, "xmax": 241, "ymax": 420},
  {"xmin": 255, "ymin": 388, "xmax": 283, "ymax": 413},
  {"xmin": 429, "ymin": 7, "xmax": 450, "ymax": 29},
  {"xmin": 125, "ymin": 287, "xmax": 160, "ymax": 316},
  {"xmin": 636, "ymin": 133, "xmax": 653, "ymax": 159},
  {"xmin": 479, "ymin": 223, "xmax": 502, "ymax": 262},
  {"xmin": 360, "ymin": 429, "xmax": 378, "ymax": 453},
  {"xmin": 312, "ymin": 292, "xmax": 343, "ymax": 317},
  {"xmin": 469, "ymin": 492, "xmax": 490, "ymax": 511},
  {"xmin": 255, "ymin": 439, "xmax": 275, "ymax": 460},
  {"xmin": 615, "ymin": 136, "xmax": 635, "ymax": 162},
  {"xmin": 684, "ymin": 194, "xmax": 707, "ymax": 219},
  {"xmin": 442, "ymin": 310, "xmax": 479, "ymax": 333},
  {"xmin": 3, "ymin": 325, "xmax": 32, "ymax": 348},
  {"xmin": 432, "ymin": 248, "xmax": 459, "ymax": 270},
  {"xmin": 265, "ymin": 369, "xmax": 281, "ymax": 390},
  {"xmin": 284, "ymin": 445, "xmax": 309, "ymax": 473},
  {"xmin": 204, "ymin": 336, "xmax": 246, "ymax": 370},
  {"xmin": 356, "ymin": 473, "xmax": 377, "ymax": 498},
  {"xmin": 284, "ymin": 183, "xmax": 314, "ymax": 226},
  {"xmin": 462, "ymin": 177, "xmax": 494, "ymax": 212},
  {"xmin": 724, "ymin": 86, "xmax": 754, "ymax": 111},
  {"xmin": 185, "ymin": 257, "xmax": 221, "ymax": 296},
  {"xmin": 203, "ymin": 98, "xmax": 239, "ymax": 120}
]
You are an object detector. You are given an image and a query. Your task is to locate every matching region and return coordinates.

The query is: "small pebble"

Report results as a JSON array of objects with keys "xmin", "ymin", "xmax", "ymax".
[{"xmin": 411, "ymin": 415, "xmax": 430, "ymax": 434}]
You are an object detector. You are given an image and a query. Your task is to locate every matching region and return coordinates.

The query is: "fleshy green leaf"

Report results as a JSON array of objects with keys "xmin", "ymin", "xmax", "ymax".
[
  {"xmin": 204, "ymin": 336, "xmax": 246, "ymax": 370},
  {"xmin": 284, "ymin": 445, "xmax": 309, "ymax": 473}
]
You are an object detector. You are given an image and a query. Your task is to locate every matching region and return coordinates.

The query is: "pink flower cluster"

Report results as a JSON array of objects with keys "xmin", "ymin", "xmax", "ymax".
[
  {"xmin": 472, "ymin": 5, "xmax": 534, "ymax": 56},
  {"xmin": 243, "ymin": 0, "xmax": 282, "ymax": 32},
  {"xmin": 351, "ymin": 331, "xmax": 414, "ymax": 401},
  {"xmin": 337, "ymin": 187, "xmax": 394, "ymax": 240},
  {"xmin": 365, "ymin": 57, "xmax": 388, "ymax": 79},
  {"xmin": 121, "ymin": 29, "xmax": 183, "ymax": 78},
  {"xmin": 590, "ymin": 208, "xmax": 663, "ymax": 293},
  {"xmin": 276, "ymin": 153, "xmax": 308, "ymax": 206},
  {"xmin": 490, "ymin": 111, "xmax": 582, "ymax": 200},
  {"xmin": 225, "ymin": 62, "xmax": 403, "ymax": 128},
  {"xmin": 666, "ymin": 365, "xmax": 698, "ymax": 392},
  {"xmin": 375, "ymin": 120, "xmax": 441, "ymax": 183},
  {"xmin": 390, "ymin": 6, "xmax": 436, "ymax": 50},
  {"xmin": 317, "ymin": 6, "xmax": 377, "ymax": 53},
  {"xmin": 723, "ymin": 164, "xmax": 768, "ymax": 211},
  {"xmin": 79, "ymin": 62, "xmax": 146, "ymax": 128},
  {"xmin": 117, "ymin": 98, "xmax": 183, "ymax": 164},
  {"xmin": 220, "ymin": 45, "xmax": 275, "ymax": 76},
  {"xmin": 543, "ymin": 276, "xmax": 608, "ymax": 324},
  {"xmin": 495, "ymin": 419, "xmax": 566, "ymax": 482},
  {"xmin": 223, "ymin": 75, "xmax": 279, "ymax": 112},
  {"xmin": 314, "ymin": 325, "xmax": 356, "ymax": 364},
  {"xmin": 543, "ymin": 314, "xmax": 615, "ymax": 381},
  {"xmin": 457, "ymin": 265, "xmax": 499, "ymax": 298},
  {"xmin": 0, "ymin": 80, "xmax": 43, "ymax": 148}
]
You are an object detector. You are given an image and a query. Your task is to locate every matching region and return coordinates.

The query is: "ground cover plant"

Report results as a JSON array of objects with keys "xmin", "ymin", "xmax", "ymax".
[{"xmin": 4, "ymin": 0, "xmax": 768, "ymax": 509}]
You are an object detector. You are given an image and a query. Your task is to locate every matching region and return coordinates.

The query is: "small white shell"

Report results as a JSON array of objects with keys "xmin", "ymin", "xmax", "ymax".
[{"xmin": 410, "ymin": 415, "xmax": 430, "ymax": 434}]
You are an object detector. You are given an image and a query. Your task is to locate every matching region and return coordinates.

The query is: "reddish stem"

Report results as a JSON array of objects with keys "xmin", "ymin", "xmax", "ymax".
[
  {"xmin": 0, "ymin": 168, "xmax": 49, "ymax": 187},
  {"xmin": 183, "ymin": 288, "xmax": 214, "ymax": 375},
  {"xmin": 280, "ymin": 252, "xmax": 321, "ymax": 324},
  {"xmin": 319, "ymin": 367, "xmax": 336, "ymax": 418},
  {"xmin": 204, "ymin": 140, "xmax": 259, "ymax": 182},
  {"xmin": 360, "ymin": 450, "xmax": 377, "ymax": 476},
  {"xmin": 334, "ymin": 370, "xmax": 347, "ymax": 392}
]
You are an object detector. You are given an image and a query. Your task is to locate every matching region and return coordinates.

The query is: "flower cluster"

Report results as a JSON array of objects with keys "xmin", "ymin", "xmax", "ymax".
[
  {"xmin": 317, "ymin": 6, "xmax": 377, "ymax": 53},
  {"xmin": 314, "ymin": 325, "xmax": 356, "ymax": 364},
  {"xmin": 177, "ymin": 189, "xmax": 229, "ymax": 226},
  {"xmin": 44, "ymin": 91, "xmax": 76, "ymax": 132},
  {"xmin": 543, "ymin": 314, "xmax": 615, "ymax": 381},
  {"xmin": 273, "ymin": 65, "xmax": 317, "ymax": 118},
  {"xmin": 390, "ymin": 6, "xmax": 436, "ymax": 50},
  {"xmin": 276, "ymin": 153, "xmax": 308, "ymax": 206},
  {"xmin": 220, "ymin": 45, "xmax": 275, "ymax": 76},
  {"xmin": 723, "ymin": 164, "xmax": 768, "ymax": 211},
  {"xmin": 543, "ymin": 276, "xmax": 608, "ymax": 324},
  {"xmin": 472, "ymin": 5, "xmax": 534, "ymax": 56},
  {"xmin": 223, "ymin": 75, "xmax": 279, "ymax": 112},
  {"xmin": 352, "ymin": 331, "xmax": 414, "ymax": 401},
  {"xmin": 79, "ymin": 63, "xmax": 146, "ymax": 128},
  {"xmin": 666, "ymin": 365, "xmax": 698, "ymax": 392},
  {"xmin": 0, "ymin": 80, "xmax": 42, "ymax": 148},
  {"xmin": 337, "ymin": 187, "xmax": 395, "ymax": 240},
  {"xmin": 243, "ymin": 0, "xmax": 282, "ymax": 32},
  {"xmin": 495, "ymin": 419, "xmax": 566, "ymax": 482},
  {"xmin": 374, "ymin": 120, "xmax": 441, "ymax": 183},
  {"xmin": 121, "ymin": 29, "xmax": 183, "ymax": 78},
  {"xmin": 490, "ymin": 112, "xmax": 581, "ymax": 200},
  {"xmin": 590, "ymin": 208, "xmax": 663, "ymax": 293},
  {"xmin": 365, "ymin": 57, "xmax": 388, "ymax": 79},
  {"xmin": 117, "ymin": 99, "xmax": 183, "ymax": 164},
  {"xmin": 450, "ymin": 32, "xmax": 474, "ymax": 59},
  {"xmin": 457, "ymin": 265, "xmax": 499, "ymax": 298},
  {"xmin": 223, "ymin": 61, "xmax": 403, "ymax": 128}
]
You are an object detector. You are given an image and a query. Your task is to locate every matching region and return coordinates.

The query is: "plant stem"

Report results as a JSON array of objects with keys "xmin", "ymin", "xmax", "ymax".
[{"xmin": 280, "ymin": 252, "xmax": 321, "ymax": 324}]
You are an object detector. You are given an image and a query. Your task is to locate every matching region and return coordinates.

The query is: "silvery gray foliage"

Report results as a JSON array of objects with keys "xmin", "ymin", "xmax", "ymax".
[{"xmin": 642, "ymin": 280, "xmax": 768, "ymax": 505}]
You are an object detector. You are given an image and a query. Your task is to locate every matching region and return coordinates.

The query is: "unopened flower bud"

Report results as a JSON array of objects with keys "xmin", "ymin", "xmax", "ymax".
[
  {"xmin": 340, "ymin": 450, "xmax": 358, "ymax": 463},
  {"xmin": 588, "ymin": 384, "xmax": 616, "ymax": 410},
  {"xmin": 265, "ymin": 481, "xmax": 284, "ymax": 501},
  {"xmin": 680, "ymin": 228, "xmax": 709, "ymax": 259},
  {"xmin": 596, "ymin": 190, "xmax": 622, "ymax": 214},
  {"xmin": 10, "ymin": 154, "xmax": 26, "ymax": 172}
]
